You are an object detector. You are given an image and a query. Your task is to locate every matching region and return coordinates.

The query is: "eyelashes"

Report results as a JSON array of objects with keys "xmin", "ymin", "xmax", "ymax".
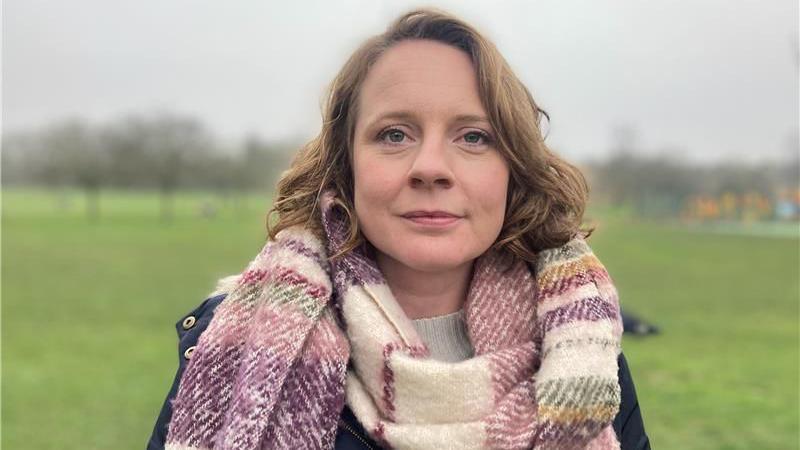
[
  {"xmin": 378, "ymin": 128, "xmax": 409, "ymax": 144},
  {"xmin": 375, "ymin": 126, "xmax": 495, "ymax": 148},
  {"xmin": 461, "ymin": 130, "xmax": 494, "ymax": 146}
]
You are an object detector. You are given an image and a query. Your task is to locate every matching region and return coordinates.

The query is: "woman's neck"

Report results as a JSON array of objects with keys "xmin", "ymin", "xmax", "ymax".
[{"xmin": 375, "ymin": 253, "xmax": 473, "ymax": 320}]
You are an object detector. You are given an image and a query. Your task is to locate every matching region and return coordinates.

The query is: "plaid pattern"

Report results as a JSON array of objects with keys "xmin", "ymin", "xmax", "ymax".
[{"xmin": 165, "ymin": 191, "xmax": 623, "ymax": 449}]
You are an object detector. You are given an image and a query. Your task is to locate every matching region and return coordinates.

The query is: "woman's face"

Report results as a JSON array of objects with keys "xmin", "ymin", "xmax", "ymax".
[{"xmin": 352, "ymin": 39, "xmax": 509, "ymax": 274}]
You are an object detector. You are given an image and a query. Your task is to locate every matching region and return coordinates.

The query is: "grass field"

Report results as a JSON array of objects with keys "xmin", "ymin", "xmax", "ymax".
[{"xmin": 3, "ymin": 188, "xmax": 799, "ymax": 449}]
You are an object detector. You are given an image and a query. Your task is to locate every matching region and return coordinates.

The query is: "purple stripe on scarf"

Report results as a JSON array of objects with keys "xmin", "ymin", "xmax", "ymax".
[
  {"xmin": 331, "ymin": 249, "xmax": 384, "ymax": 288},
  {"xmin": 167, "ymin": 342, "xmax": 242, "ymax": 447},
  {"xmin": 533, "ymin": 419, "xmax": 614, "ymax": 448},
  {"xmin": 319, "ymin": 190, "xmax": 384, "ymax": 290},
  {"xmin": 537, "ymin": 295, "xmax": 619, "ymax": 335},
  {"xmin": 262, "ymin": 317, "xmax": 349, "ymax": 448},
  {"xmin": 281, "ymin": 238, "xmax": 327, "ymax": 268},
  {"xmin": 211, "ymin": 306, "xmax": 317, "ymax": 448}
]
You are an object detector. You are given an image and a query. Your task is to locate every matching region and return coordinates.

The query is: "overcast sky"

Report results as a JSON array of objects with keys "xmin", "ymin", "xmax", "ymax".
[{"xmin": 3, "ymin": 0, "xmax": 798, "ymax": 164}]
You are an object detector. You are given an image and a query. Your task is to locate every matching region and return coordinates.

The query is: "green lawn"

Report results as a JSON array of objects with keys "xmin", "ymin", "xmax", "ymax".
[{"xmin": 3, "ymin": 189, "xmax": 799, "ymax": 449}]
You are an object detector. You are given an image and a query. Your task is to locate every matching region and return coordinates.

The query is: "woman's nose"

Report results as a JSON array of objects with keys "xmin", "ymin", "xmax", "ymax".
[{"xmin": 407, "ymin": 136, "xmax": 454, "ymax": 189}]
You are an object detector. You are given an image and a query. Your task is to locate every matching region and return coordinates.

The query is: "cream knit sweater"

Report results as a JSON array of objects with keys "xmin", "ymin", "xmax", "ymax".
[{"xmin": 411, "ymin": 309, "xmax": 474, "ymax": 363}]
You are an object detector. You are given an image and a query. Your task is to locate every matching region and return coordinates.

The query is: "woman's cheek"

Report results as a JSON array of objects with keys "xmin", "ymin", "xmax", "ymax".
[
  {"xmin": 359, "ymin": 157, "xmax": 402, "ymax": 199},
  {"xmin": 354, "ymin": 155, "xmax": 396, "ymax": 220},
  {"xmin": 473, "ymin": 160, "xmax": 509, "ymax": 225}
]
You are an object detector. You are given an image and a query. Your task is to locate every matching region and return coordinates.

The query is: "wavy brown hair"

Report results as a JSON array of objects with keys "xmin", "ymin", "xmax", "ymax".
[{"xmin": 267, "ymin": 8, "xmax": 591, "ymax": 262}]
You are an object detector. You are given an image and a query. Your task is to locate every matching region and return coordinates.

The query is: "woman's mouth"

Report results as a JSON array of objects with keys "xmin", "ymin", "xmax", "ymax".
[{"xmin": 401, "ymin": 211, "xmax": 463, "ymax": 228}]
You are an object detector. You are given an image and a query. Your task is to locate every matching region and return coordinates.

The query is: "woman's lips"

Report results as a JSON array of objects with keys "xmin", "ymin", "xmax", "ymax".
[{"xmin": 401, "ymin": 211, "xmax": 463, "ymax": 228}]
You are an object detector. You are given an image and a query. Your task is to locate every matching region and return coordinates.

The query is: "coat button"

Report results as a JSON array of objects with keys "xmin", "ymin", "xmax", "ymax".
[
  {"xmin": 182, "ymin": 316, "xmax": 196, "ymax": 330},
  {"xmin": 184, "ymin": 346, "xmax": 196, "ymax": 360}
]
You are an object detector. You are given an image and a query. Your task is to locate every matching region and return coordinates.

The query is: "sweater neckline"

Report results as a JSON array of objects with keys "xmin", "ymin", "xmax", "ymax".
[{"xmin": 410, "ymin": 309, "xmax": 474, "ymax": 362}]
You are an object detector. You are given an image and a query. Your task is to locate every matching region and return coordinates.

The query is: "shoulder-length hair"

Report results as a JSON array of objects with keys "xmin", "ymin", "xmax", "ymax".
[{"xmin": 267, "ymin": 8, "xmax": 591, "ymax": 262}]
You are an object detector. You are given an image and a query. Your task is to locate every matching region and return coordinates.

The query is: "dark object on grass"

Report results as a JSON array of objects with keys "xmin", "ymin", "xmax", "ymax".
[{"xmin": 622, "ymin": 309, "xmax": 661, "ymax": 336}]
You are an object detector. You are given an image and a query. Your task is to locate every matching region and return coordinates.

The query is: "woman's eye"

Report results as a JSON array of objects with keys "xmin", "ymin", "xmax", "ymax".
[
  {"xmin": 379, "ymin": 128, "xmax": 407, "ymax": 144},
  {"xmin": 462, "ymin": 131, "xmax": 491, "ymax": 146},
  {"xmin": 464, "ymin": 132, "xmax": 483, "ymax": 144}
]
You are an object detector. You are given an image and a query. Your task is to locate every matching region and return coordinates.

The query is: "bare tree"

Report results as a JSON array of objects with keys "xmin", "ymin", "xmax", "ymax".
[
  {"xmin": 151, "ymin": 115, "xmax": 213, "ymax": 222},
  {"xmin": 39, "ymin": 120, "xmax": 110, "ymax": 221},
  {"xmin": 105, "ymin": 113, "xmax": 214, "ymax": 221},
  {"xmin": 2, "ymin": 132, "xmax": 40, "ymax": 186}
]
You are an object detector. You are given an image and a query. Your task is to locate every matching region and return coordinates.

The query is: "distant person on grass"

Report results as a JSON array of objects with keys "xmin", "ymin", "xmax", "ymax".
[{"xmin": 148, "ymin": 8, "xmax": 650, "ymax": 450}]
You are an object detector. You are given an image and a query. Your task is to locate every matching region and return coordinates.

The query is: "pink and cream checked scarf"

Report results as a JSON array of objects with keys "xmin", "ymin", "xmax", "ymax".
[{"xmin": 165, "ymin": 191, "xmax": 624, "ymax": 449}]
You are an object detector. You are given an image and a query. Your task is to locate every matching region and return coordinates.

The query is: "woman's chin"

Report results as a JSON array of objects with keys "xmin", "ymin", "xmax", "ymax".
[
  {"xmin": 390, "ymin": 249, "xmax": 474, "ymax": 274},
  {"xmin": 368, "ymin": 229, "xmax": 485, "ymax": 273}
]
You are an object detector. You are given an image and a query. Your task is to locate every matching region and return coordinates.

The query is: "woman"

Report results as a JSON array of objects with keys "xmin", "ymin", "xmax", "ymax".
[{"xmin": 148, "ymin": 8, "xmax": 650, "ymax": 450}]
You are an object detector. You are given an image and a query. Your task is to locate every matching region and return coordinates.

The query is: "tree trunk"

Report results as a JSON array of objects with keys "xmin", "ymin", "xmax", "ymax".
[
  {"xmin": 85, "ymin": 186, "xmax": 100, "ymax": 222},
  {"xmin": 160, "ymin": 188, "xmax": 174, "ymax": 224}
]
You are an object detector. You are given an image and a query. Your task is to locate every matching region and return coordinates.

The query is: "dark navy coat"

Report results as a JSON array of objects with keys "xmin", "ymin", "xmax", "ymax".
[{"xmin": 147, "ymin": 294, "xmax": 651, "ymax": 450}]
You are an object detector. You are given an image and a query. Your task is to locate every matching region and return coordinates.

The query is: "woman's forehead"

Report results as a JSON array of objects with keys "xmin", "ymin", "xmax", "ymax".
[{"xmin": 357, "ymin": 40, "xmax": 485, "ymax": 125}]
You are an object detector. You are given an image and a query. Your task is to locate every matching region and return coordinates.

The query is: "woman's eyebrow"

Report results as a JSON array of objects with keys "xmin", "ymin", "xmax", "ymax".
[
  {"xmin": 366, "ymin": 110, "xmax": 417, "ymax": 128},
  {"xmin": 452, "ymin": 114, "xmax": 491, "ymax": 125},
  {"xmin": 365, "ymin": 111, "xmax": 490, "ymax": 128}
]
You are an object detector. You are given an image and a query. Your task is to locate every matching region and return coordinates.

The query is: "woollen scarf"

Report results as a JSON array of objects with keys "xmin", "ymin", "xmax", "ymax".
[{"xmin": 165, "ymin": 191, "xmax": 624, "ymax": 450}]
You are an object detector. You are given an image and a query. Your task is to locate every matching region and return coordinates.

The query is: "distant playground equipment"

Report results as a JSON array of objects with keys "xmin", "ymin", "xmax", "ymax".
[{"xmin": 682, "ymin": 187, "xmax": 800, "ymax": 222}]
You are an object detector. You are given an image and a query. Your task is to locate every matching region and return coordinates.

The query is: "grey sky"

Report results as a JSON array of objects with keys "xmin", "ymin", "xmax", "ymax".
[{"xmin": 3, "ymin": 0, "xmax": 798, "ymax": 164}]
